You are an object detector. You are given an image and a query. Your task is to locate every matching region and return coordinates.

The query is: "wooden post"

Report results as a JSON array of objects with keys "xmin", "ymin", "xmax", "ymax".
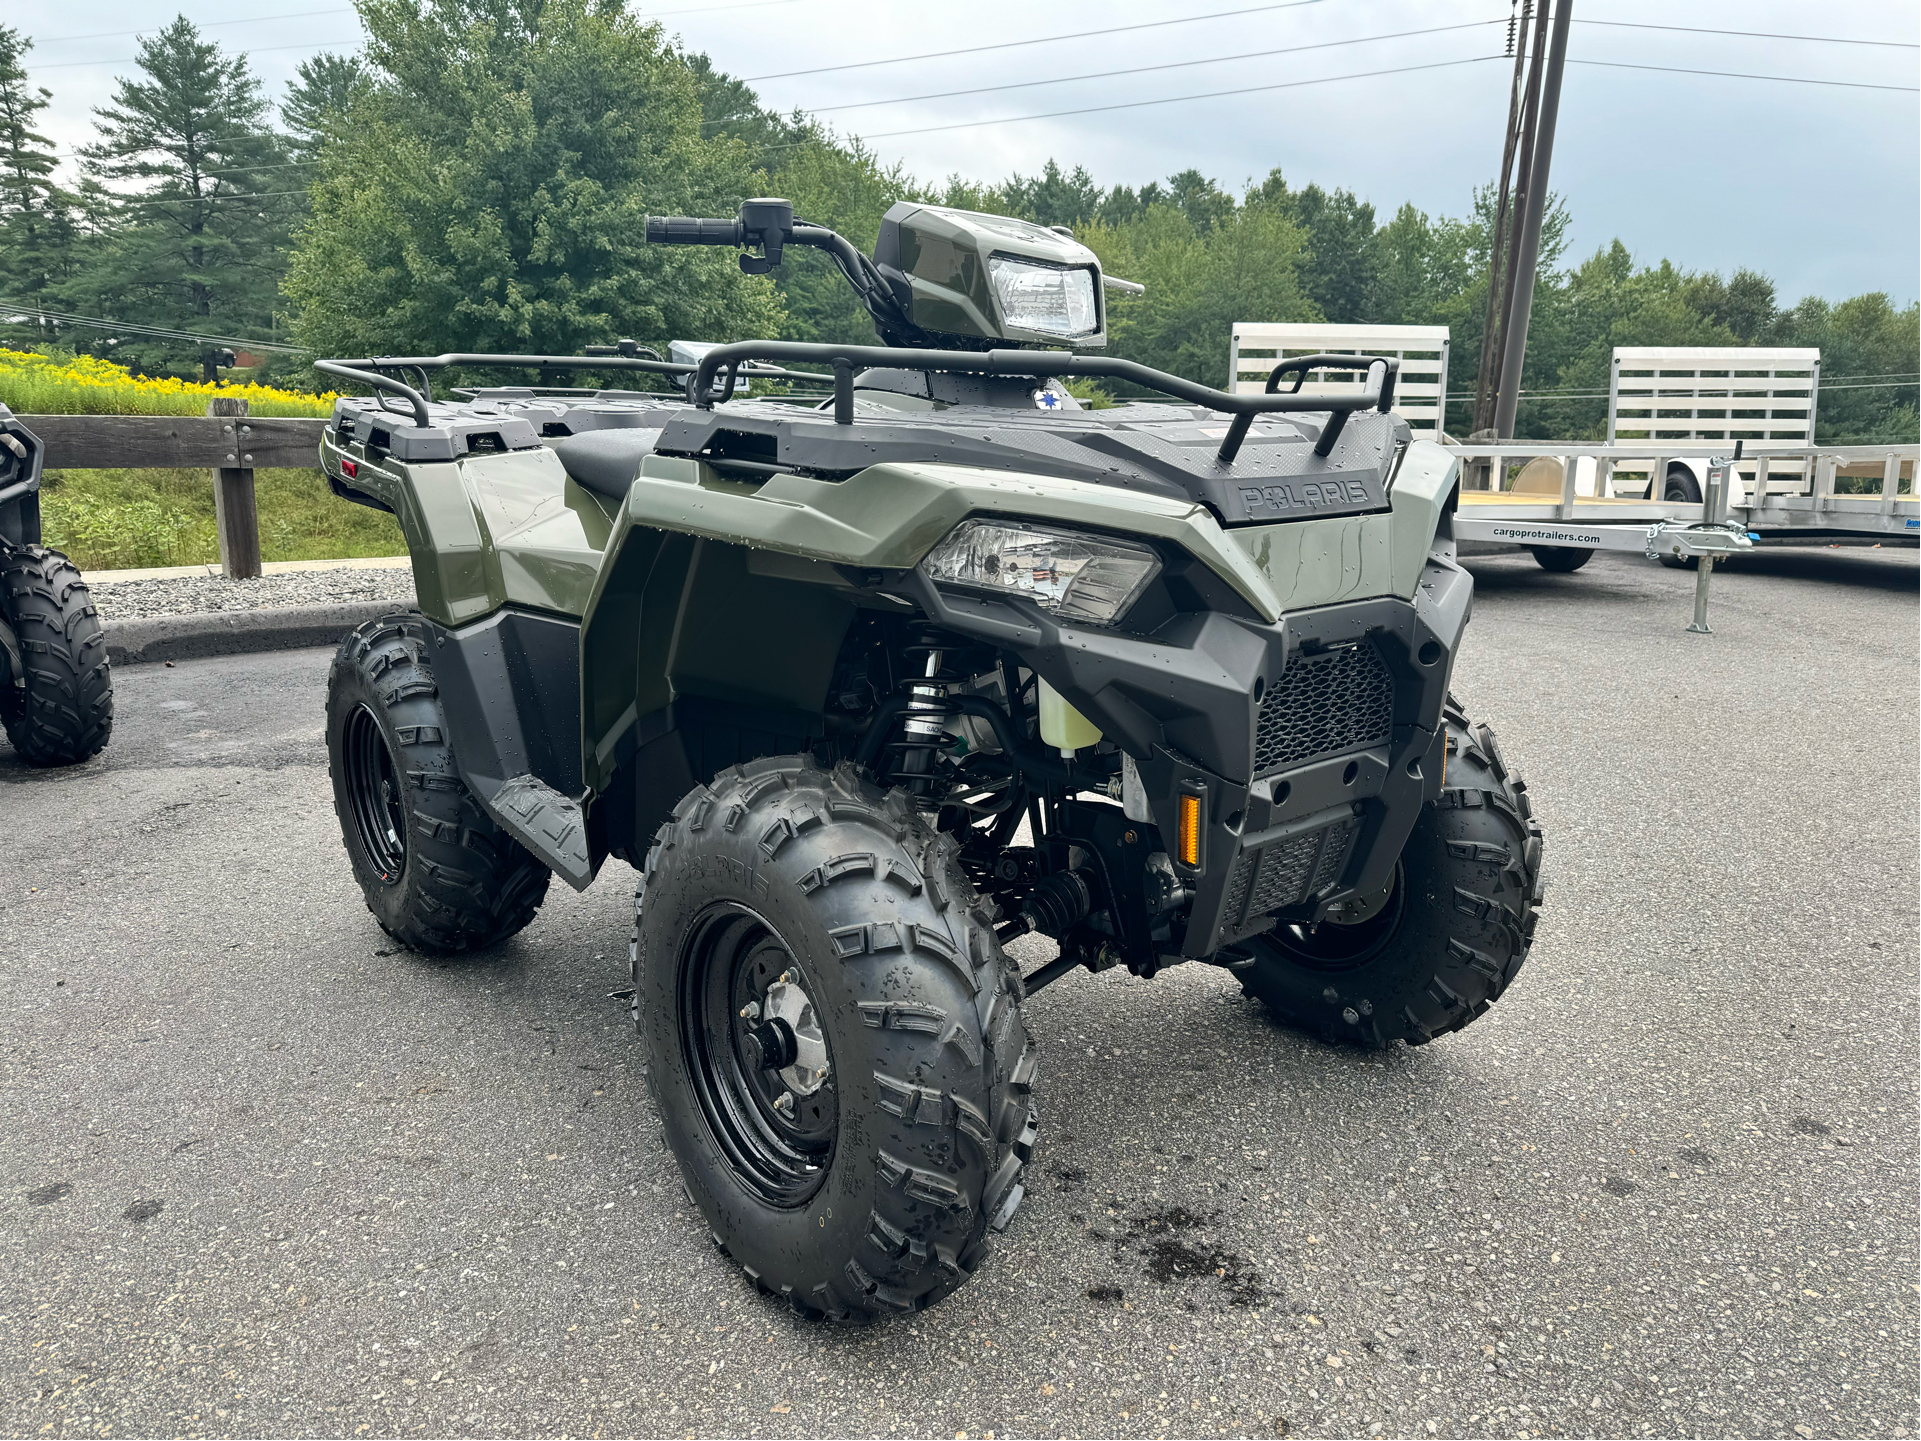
[{"xmin": 206, "ymin": 396, "xmax": 261, "ymax": 579}]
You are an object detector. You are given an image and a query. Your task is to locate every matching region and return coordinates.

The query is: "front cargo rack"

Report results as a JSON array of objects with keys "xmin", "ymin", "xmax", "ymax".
[{"xmin": 315, "ymin": 347, "xmax": 1400, "ymax": 466}]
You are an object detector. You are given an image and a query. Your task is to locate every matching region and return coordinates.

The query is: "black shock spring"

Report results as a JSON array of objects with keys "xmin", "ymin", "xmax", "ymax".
[{"xmin": 887, "ymin": 629, "xmax": 964, "ymax": 794}]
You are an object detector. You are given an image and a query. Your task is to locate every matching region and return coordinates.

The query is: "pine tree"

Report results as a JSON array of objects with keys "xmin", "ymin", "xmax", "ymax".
[
  {"xmin": 282, "ymin": 52, "xmax": 368, "ymax": 162},
  {"xmin": 66, "ymin": 16, "xmax": 294, "ymax": 374},
  {"xmin": 0, "ymin": 27, "xmax": 78, "ymax": 348}
]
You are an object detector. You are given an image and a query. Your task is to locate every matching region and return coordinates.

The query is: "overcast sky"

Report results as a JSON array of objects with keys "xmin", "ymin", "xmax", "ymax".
[{"xmin": 20, "ymin": 0, "xmax": 1921, "ymax": 305}]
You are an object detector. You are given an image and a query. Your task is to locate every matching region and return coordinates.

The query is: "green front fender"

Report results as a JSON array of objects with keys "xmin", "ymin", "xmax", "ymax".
[{"xmin": 575, "ymin": 444, "xmax": 1458, "ymax": 795}]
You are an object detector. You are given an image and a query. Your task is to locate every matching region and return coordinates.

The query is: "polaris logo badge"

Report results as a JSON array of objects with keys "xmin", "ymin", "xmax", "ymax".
[{"xmin": 1238, "ymin": 479, "xmax": 1374, "ymax": 516}]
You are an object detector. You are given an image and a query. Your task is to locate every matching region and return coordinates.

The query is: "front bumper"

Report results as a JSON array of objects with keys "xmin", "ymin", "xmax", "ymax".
[{"xmin": 907, "ymin": 549, "xmax": 1474, "ymax": 959}]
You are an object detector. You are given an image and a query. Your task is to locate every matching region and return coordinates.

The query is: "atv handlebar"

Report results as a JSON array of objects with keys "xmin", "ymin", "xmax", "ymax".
[{"xmin": 644, "ymin": 216, "xmax": 745, "ymax": 246}]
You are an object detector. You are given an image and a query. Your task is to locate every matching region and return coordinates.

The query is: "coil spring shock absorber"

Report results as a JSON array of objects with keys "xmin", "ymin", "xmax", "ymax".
[{"xmin": 889, "ymin": 628, "xmax": 963, "ymax": 797}]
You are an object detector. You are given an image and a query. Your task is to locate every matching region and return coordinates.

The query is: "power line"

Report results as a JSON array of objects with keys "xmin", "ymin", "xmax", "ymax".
[
  {"xmin": 36, "ymin": 38, "xmax": 362, "ymax": 70},
  {"xmin": 785, "ymin": 18, "xmax": 1505, "ymax": 120},
  {"xmin": 0, "ymin": 301, "xmax": 301, "ymax": 353},
  {"xmin": 79, "ymin": 188, "xmax": 312, "ymax": 209},
  {"xmin": 849, "ymin": 54, "xmax": 1503, "ymax": 142},
  {"xmin": 742, "ymin": 0, "xmax": 1335, "ymax": 82},
  {"xmin": 1572, "ymin": 20, "xmax": 1917, "ymax": 50},
  {"xmin": 34, "ymin": 9, "xmax": 354, "ymax": 45},
  {"xmin": 1566, "ymin": 59, "xmax": 1918, "ymax": 94},
  {"xmin": 28, "ymin": 0, "xmax": 801, "ymax": 59}
]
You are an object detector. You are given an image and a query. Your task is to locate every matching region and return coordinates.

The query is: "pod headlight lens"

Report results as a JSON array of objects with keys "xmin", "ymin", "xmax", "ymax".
[
  {"xmin": 922, "ymin": 518, "xmax": 1161, "ymax": 627},
  {"xmin": 987, "ymin": 255, "xmax": 1099, "ymax": 339}
]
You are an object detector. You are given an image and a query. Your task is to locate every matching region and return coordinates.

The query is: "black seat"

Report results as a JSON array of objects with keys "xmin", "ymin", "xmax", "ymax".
[{"xmin": 553, "ymin": 428, "xmax": 662, "ymax": 502}]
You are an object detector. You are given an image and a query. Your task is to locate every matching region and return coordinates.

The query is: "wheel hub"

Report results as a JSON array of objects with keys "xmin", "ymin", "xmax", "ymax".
[{"xmin": 755, "ymin": 974, "xmax": 831, "ymax": 1096}]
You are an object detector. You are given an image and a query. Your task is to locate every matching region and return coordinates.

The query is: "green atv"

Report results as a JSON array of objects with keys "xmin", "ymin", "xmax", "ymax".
[
  {"xmin": 0, "ymin": 405, "xmax": 113, "ymax": 767},
  {"xmin": 315, "ymin": 198, "xmax": 1543, "ymax": 1322}
]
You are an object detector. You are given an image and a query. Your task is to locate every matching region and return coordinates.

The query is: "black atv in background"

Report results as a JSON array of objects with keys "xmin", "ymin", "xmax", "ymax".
[{"xmin": 0, "ymin": 406, "xmax": 112, "ymax": 767}]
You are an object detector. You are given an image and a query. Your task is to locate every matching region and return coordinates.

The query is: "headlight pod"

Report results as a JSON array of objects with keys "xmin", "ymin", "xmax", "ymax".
[
  {"xmin": 987, "ymin": 254, "xmax": 1099, "ymax": 339},
  {"xmin": 922, "ymin": 518, "xmax": 1161, "ymax": 627}
]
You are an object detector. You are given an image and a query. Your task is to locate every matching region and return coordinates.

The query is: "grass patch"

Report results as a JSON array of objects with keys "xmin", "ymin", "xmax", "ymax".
[{"xmin": 40, "ymin": 467, "xmax": 403, "ymax": 571}]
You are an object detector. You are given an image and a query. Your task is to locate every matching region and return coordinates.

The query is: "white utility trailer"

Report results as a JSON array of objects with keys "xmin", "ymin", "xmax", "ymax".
[
  {"xmin": 1230, "ymin": 322, "xmax": 1450, "ymax": 439},
  {"xmin": 1607, "ymin": 345, "xmax": 1821, "ymax": 502}
]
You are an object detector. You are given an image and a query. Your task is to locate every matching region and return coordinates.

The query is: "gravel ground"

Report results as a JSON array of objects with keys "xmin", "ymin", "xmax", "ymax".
[
  {"xmin": 1, "ymin": 546, "xmax": 1916, "ymax": 1439},
  {"xmin": 88, "ymin": 567, "xmax": 417, "ymax": 622}
]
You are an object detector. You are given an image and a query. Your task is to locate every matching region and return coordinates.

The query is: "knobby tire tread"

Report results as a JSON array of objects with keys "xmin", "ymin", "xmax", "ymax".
[
  {"xmin": 635, "ymin": 757, "xmax": 1037, "ymax": 1324},
  {"xmin": 0, "ymin": 546, "xmax": 112, "ymax": 767}
]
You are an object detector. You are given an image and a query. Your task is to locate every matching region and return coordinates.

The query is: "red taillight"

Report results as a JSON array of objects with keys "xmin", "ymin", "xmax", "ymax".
[{"xmin": 340, "ymin": 459, "xmax": 358, "ymax": 478}]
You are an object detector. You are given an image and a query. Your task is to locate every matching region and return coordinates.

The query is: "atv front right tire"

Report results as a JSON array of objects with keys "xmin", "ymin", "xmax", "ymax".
[
  {"xmin": 635, "ymin": 757, "xmax": 1037, "ymax": 1323},
  {"xmin": 1238, "ymin": 698, "xmax": 1543, "ymax": 1047},
  {"xmin": 325, "ymin": 614, "xmax": 550, "ymax": 952},
  {"xmin": 0, "ymin": 545, "xmax": 112, "ymax": 767}
]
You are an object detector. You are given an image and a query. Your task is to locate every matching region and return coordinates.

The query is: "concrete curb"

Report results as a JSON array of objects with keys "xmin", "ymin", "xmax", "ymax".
[{"xmin": 105, "ymin": 602, "xmax": 416, "ymax": 667}]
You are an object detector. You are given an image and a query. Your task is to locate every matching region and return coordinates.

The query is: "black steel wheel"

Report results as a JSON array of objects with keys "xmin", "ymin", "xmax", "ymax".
[
  {"xmin": 679, "ymin": 904, "xmax": 837, "ymax": 1208},
  {"xmin": 1239, "ymin": 698, "xmax": 1543, "ymax": 1047},
  {"xmin": 325, "ymin": 614, "xmax": 550, "ymax": 952},
  {"xmin": 636, "ymin": 757, "xmax": 1037, "ymax": 1323},
  {"xmin": 1261, "ymin": 861, "xmax": 1409, "ymax": 972},
  {"xmin": 340, "ymin": 703, "xmax": 408, "ymax": 882}
]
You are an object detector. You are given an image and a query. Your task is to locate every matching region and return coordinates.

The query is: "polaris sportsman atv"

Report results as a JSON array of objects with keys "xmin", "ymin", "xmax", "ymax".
[
  {"xmin": 0, "ymin": 405, "xmax": 113, "ymax": 767},
  {"xmin": 315, "ymin": 198, "xmax": 1543, "ymax": 1322}
]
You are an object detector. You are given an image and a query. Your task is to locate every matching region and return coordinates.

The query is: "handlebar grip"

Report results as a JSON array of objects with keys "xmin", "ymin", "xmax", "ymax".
[{"xmin": 645, "ymin": 216, "xmax": 744, "ymax": 246}]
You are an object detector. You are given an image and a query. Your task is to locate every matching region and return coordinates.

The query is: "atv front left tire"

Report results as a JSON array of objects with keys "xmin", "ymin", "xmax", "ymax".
[
  {"xmin": 0, "ymin": 545, "xmax": 112, "ymax": 767},
  {"xmin": 635, "ymin": 757, "xmax": 1037, "ymax": 1323},
  {"xmin": 326, "ymin": 614, "xmax": 550, "ymax": 952},
  {"xmin": 1238, "ymin": 698, "xmax": 1543, "ymax": 1047}
]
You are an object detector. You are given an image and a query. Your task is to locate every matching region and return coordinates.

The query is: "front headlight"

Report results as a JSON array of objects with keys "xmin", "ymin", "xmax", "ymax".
[
  {"xmin": 987, "ymin": 254, "xmax": 1099, "ymax": 339},
  {"xmin": 922, "ymin": 518, "xmax": 1161, "ymax": 626}
]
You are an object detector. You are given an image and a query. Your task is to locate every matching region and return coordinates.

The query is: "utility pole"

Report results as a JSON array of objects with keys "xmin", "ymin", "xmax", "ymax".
[
  {"xmin": 1470, "ymin": 1, "xmax": 1536, "ymax": 437},
  {"xmin": 1491, "ymin": 0, "xmax": 1573, "ymax": 439}
]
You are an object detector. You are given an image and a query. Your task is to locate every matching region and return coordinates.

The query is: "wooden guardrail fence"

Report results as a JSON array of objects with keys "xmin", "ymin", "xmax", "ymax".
[{"xmin": 25, "ymin": 405, "xmax": 329, "ymax": 580}]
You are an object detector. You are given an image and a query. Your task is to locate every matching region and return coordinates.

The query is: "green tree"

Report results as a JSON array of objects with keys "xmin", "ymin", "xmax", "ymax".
[
  {"xmin": 282, "ymin": 52, "xmax": 369, "ymax": 162},
  {"xmin": 1247, "ymin": 171, "xmax": 1379, "ymax": 323},
  {"xmin": 1774, "ymin": 291, "xmax": 1920, "ymax": 443},
  {"xmin": 66, "ymin": 17, "xmax": 293, "ymax": 372},
  {"xmin": 286, "ymin": 0, "xmax": 781, "ymax": 360},
  {"xmin": 1001, "ymin": 160, "xmax": 1103, "ymax": 230},
  {"xmin": 768, "ymin": 131, "xmax": 922, "ymax": 344},
  {"xmin": 686, "ymin": 51, "xmax": 806, "ymax": 172},
  {"xmin": 1082, "ymin": 198, "xmax": 1316, "ymax": 386},
  {"xmin": 0, "ymin": 28, "xmax": 81, "ymax": 347}
]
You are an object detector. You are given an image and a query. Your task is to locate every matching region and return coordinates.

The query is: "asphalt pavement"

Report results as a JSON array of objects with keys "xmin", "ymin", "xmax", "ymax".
[{"xmin": 3, "ymin": 546, "xmax": 1916, "ymax": 1440}]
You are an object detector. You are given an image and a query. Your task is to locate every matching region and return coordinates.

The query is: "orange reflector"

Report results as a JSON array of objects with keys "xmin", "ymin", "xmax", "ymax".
[{"xmin": 1177, "ymin": 792, "xmax": 1202, "ymax": 868}]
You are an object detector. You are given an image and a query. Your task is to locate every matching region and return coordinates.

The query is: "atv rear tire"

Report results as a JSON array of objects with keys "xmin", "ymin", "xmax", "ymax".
[
  {"xmin": 0, "ymin": 545, "xmax": 112, "ymax": 767},
  {"xmin": 635, "ymin": 757, "xmax": 1037, "ymax": 1323},
  {"xmin": 325, "ymin": 614, "xmax": 550, "ymax": 952},
  {"xmin": 1239, "ymin": 698, "xmax": 1543, "ymax": 1047}
]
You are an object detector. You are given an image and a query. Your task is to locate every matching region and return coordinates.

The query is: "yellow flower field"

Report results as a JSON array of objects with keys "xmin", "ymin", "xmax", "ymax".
[{"xmin": 0, "ymin": 349, "xmax": 335, "ymax": 418}]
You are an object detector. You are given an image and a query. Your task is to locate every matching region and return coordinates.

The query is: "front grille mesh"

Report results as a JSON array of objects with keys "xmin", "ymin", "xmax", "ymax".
[
  {"xmin": 1221, "ymin": 815, "xmax": 1360, "ymax": 932},
  {"xmin": 1254, "ymin": 643, "xmax": 1393, "ymax": 774}
]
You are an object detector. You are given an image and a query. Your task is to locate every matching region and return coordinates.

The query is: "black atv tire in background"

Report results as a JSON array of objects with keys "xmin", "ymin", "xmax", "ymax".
[
  {"xmin": 635, "ymin": 758, "xmax": 1037, "ymax": 1323},
  {"xmin": 0, "ymin": 545, "xmax": 112, "ymax": 767},
  {"xmin": 1239, "ymin": 699, "xmax": 1543, "ymax": 1048},
  {"xmin": 325, "ymin": 614, "xmax": 550, "ymax": 952}
]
